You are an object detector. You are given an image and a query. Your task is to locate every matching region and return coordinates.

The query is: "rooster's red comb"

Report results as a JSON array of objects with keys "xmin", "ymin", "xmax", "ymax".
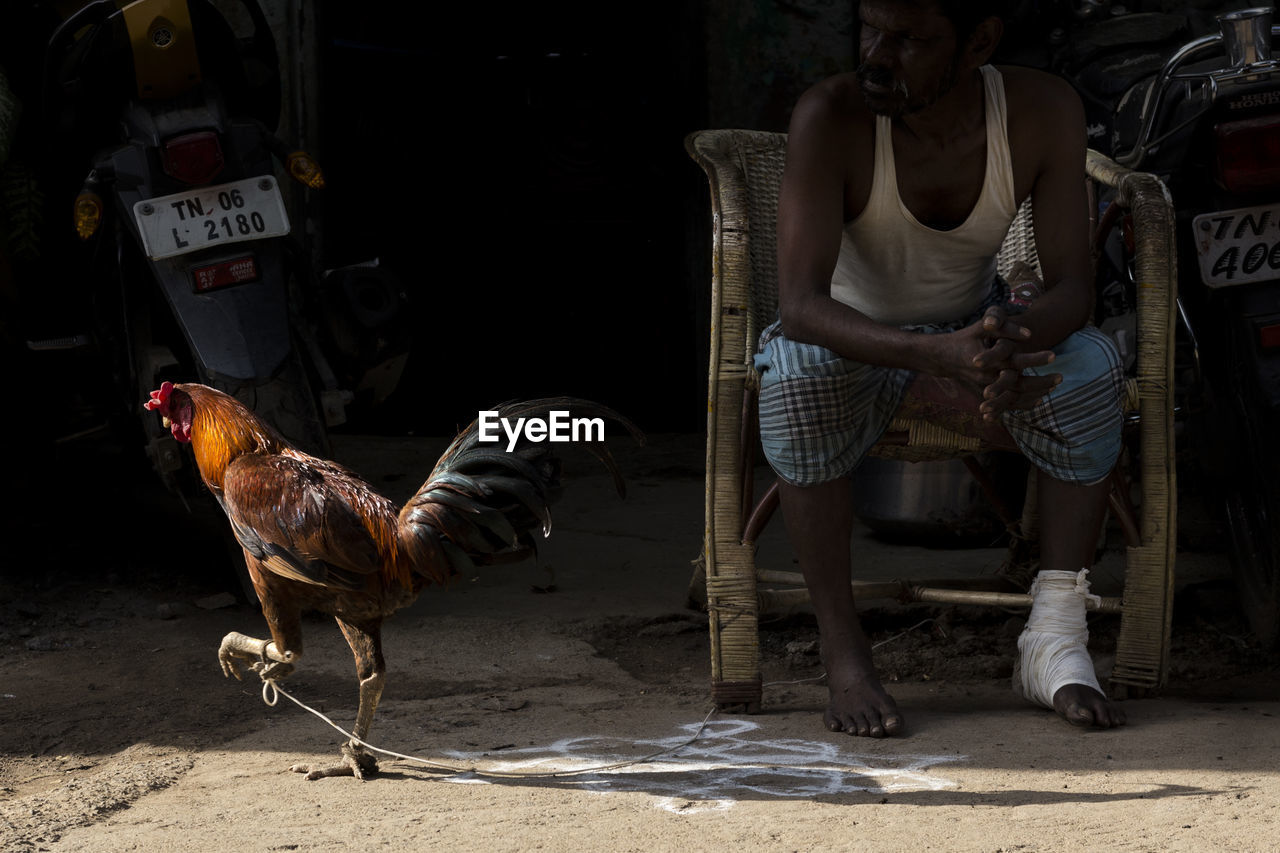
[{"xmin": 144, "ymin": 381, "xmax": 175, "ymax": 411}]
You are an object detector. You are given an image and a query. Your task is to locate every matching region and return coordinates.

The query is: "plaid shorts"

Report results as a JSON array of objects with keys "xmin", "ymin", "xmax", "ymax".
[{"xmin": 754, "ymin": 287, "xmax": 1125, "ymax": 488}]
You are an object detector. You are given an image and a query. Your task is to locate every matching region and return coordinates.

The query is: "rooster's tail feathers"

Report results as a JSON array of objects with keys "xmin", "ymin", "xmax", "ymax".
[
  {"xmin": 396, "ymin": 397, "xmax": 641, "ymax": 583},
  {"xmin": 430, "ymin": 397, "xmax": 643, "ymax": 497}
]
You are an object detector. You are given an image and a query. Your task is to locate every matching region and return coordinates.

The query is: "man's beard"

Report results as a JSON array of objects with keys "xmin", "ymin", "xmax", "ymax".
[{"xmin": 855, "ymin": 57, "xmax": 960, "ymax": 117}]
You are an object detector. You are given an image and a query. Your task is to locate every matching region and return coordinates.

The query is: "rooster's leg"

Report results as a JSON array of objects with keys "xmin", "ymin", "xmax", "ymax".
[
  {"xmin": 218, "ymin": 589, "xmax": 303, "ymax": 682},
  {"xmin": 218, "ymin": 632, "xmax": 297, "ymax": 681},
  {"xmin": 291, "ymin": 618, "xmax": 385, "ymax": 781}
]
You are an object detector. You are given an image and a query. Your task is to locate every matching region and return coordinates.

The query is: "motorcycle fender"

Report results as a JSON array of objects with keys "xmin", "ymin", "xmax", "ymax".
[{"xmin": 149, "ymin": 247, "xmax": 293, "ymax": 382}]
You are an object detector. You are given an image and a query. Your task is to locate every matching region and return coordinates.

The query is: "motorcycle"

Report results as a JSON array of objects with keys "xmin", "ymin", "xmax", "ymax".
[
  {"xmin": 1078, "ymin": 5, "xmax": 1280, "ymax": 646},
  {"xmin": 31, "ymin": 0, "xmax": 348, "ymax": 482},
  {"xmin": 20, "ymin": 0, "xmax": 408, "ymax": 593}
]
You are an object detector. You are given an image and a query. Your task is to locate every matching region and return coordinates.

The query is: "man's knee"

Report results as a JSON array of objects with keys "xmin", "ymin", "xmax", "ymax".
[
  {"xmin": 755, "ymin": 328, "xmax": 911, "ymax": 487},
  {"xmin": 758, "ymin": 390, "xmax": 865, "ymax": 487},
  {"xmin": 1006, "ymin": 326, "xmax": 1125, "ymax": 485},
  {"xmin": 1044, "ymin": 326, "xmax": 1124, "ymax": 398}
]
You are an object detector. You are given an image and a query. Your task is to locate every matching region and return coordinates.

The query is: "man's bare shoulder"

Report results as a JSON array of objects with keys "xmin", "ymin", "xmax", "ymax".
[
  {"xmin": 996, "ymin": 66, "xmax": 1089, "ymax": 202},
  {"xmin": 997, "ymin": 65, "xmax": 1085, "ymax": 130},
  {"xmin": 782, "ymin": 74, "xmax": 875, "ymax": 214},
  {"xmin": 996, "ymin": 64, "xmax": 1086, "ymax": 179},
  {"xmin": 789, "ymin": 73, "xmax": 876, "ymax": 137}
]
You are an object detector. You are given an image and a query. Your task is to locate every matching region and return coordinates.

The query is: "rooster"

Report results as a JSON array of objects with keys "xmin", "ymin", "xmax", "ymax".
[{"xmin": 144, "ymin": 381, "xmax": 640, "ymax": 780}]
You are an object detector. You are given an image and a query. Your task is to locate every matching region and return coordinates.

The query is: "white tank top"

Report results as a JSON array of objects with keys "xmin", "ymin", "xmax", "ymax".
[{"xmin": 829, "ymin": 65, "xmax": 1017, "ymax": 325}]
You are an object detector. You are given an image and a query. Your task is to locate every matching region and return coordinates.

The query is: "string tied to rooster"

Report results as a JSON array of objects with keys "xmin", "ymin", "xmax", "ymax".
[{"xmin": 249, "ymin": 660, "xmax": 718, "ymax": 781}]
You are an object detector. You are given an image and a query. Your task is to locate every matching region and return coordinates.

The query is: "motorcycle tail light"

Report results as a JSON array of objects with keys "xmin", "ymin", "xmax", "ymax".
[
  {"xmin": 162, "ymin": 131, "xmax": 225, "ymax": 186},
  {"xmin": 1215, "ymin": 116, "xmax": 1280, "ymax": 193},
  {"xmin": 285, "ymin": 151, "xmax": 325, "ymax": 189},
  {"xmin": 73, "ymin": 190, "xmax": 103, "ymax": 240},
  {"xmin": 1261, "ymin": 324, "xmax": 1280, "ymax": 350}
]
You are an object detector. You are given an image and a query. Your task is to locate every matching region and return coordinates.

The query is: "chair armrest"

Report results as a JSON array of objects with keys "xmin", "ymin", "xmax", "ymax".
[{"xmin": 1085, "ymin": 149, "xmax": 1178, "ymax": 577}]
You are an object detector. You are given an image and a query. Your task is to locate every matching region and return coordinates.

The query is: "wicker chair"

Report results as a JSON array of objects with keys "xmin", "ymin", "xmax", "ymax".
[{"xmin": 685, "ymin": 128, "xmax": 1178, "ymax": 712}]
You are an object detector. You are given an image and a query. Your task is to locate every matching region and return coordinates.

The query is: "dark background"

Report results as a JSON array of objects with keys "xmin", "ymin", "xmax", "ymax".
[
  {"xmin": 0, "ymin": 0, "xmax": 1247, "ymax": 443},
  {"xmin": 315, "ymin": 0, "xmax": 711, "ymax": 436},
  {"xmin": 311, "ymin": 0, "xmax": 1236, "ymax": 437},
  {"xmin": 0, "ymin": 0, "xmax": 1253, "ymax": 585}
]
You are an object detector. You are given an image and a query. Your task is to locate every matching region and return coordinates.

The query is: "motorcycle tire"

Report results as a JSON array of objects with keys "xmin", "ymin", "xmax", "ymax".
[
  {"xmin": 1211, "ymin": 317, "xmax": 1280, "ymax": 649},
  {"xmin": 1222, "ymin": 431, "xmax": 1280, "ymax": 649}
]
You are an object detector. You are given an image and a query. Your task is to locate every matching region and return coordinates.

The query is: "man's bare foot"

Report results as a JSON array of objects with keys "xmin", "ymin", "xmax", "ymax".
[
  {"xmin": 773, "ymin": 479, "xmax": 905, "ymax": 738},
  {"xmin": 823, "ymin": 658, "xmax": 905, "ymax": 737},
  {"xmin": 1052, "ymin": 683, "xmax": 1126, "ymax": 729}
]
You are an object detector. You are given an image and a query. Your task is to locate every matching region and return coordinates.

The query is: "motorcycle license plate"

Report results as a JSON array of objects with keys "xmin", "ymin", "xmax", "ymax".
[
  {"xmin": 132, "ymin": 176, "xmax": 290, "ymax": 261},
  {"xmin": 1193, "ymin": 202, "xmax": 1280, "ymax": 288}
]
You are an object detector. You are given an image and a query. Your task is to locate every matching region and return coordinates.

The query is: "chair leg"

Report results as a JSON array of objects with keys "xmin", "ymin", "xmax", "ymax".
[
  {"xmin": 740, "ymin": 382, "xmax": 759, "ymax": 527},
  {"xmin": 686, "ymin": 552, "xmax": 708, "ymax": 610},
  {"xmin": 997, "ymin": 467, "xmax": 1040, "ymax": 591},
  {"xmin": 1107, "ymin": 465, "xmax": 1142, "ymax": 549},
  {"xmin": 960, "ymin": 454, "xmax": 1020, "ymax": 531},
  {"xmin": 743, "ymin": 481, "xmax": 780, "ymax": 545}
]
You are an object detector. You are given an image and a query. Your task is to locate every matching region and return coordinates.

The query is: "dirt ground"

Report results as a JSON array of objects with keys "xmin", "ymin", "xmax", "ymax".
[{"xmin": 3, "ymin": 431, "xmax": 1279, "ymax": 852}]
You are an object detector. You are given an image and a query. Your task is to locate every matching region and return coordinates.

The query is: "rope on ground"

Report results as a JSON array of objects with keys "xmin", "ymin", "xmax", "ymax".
[
  {"xmin": 258, "ymin": 678, "xmax": 719, "ymax": 780},
  {"xmin": 256, "ymin": 617, "xmax": 934, "ymax": 773}
]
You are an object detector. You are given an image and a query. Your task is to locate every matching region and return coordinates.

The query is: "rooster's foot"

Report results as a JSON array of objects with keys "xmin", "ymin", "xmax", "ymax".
[
  {"xmin": 291, "ymin": 741, "xmax": 379, "ymax": 781},
  {"xmin": 218, "ymin": 632, "xmax": 295, "ymax": 682}
]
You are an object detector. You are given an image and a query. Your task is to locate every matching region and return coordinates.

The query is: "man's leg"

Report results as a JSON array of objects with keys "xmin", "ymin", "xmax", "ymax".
[
  {"xmin": 753, "ymin": 318, "xmax": 916, "ymax": 737},
  {"xmin": 779, "ymin": 477, "xmax": 904, "ymax": 737},
  {"xmin": 1035, "ymin": 471, "xmax": 1126, "ymax": 728},
  {"xmin": 1006, "ymin": 325, "xmax": 1128, "ymax": 729}
]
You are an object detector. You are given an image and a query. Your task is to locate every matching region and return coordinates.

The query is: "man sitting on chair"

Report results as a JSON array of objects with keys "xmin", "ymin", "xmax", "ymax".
[{"xmin": 757, "ymin": 0, "xmax": 1127, "ymax": 735}]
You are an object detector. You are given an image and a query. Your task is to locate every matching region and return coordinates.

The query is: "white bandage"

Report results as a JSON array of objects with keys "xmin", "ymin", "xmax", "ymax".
[{"xmin": 1012, "ymin": 569, "xmax": 1103, "ymax": 709}]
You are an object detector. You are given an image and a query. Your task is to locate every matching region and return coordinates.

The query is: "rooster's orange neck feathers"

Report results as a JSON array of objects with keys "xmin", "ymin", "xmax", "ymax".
[{"xmin": 180, "ymin": 384, "xmax": 283, "ymax": 493}]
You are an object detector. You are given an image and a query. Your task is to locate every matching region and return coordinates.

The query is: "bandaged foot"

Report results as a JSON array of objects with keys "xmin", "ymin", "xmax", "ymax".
[{"xmin": 1012, "ymin": 569, "xmax": 1102, "ymax": 709}]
